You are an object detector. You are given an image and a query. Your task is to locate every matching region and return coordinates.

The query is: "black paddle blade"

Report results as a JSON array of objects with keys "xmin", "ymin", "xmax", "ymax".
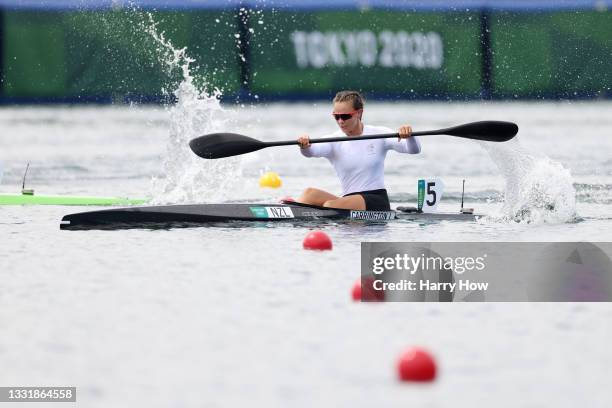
[
  {"xmin": 189, "ymin": 133, "xmax": 267, "ymax": 159},
  {"xmin": 445, "ymin": 121, "xmax": 518, "ymax": 142}
]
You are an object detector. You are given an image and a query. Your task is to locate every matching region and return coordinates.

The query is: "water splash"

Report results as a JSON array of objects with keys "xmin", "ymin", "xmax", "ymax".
[
  {"xmin": 139, "ymin": 13, "xmax": 243, "ymax": 204},
  {"xmin": 480, "ymin": 139, "xmax": 576, "ymax": 223},
  {"xmin": 575, "ymin": 183, "xmax": 612, "ymax": 204}
]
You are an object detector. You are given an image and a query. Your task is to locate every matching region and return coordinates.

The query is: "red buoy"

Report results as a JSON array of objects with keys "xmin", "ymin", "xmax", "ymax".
[
  {"xmin": 351, "ymin": 280, "xmax": 362, "ymax": 301},
  {"xmin": 397, "ymin": 347, "xmax": 437, "ymax": 382},
  {"xmin": 351, "ymin": 277, "xmax": 385, "ymax": 302},
  {"xmin": 302, "ymin": 230, "xmax": 332, "ymax": 250}
]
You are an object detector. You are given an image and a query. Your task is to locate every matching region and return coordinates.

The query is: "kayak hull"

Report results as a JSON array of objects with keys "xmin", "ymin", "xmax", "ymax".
[{"xmin": 60, "ymin": 202, "xmax": 479, "ymax": 230}]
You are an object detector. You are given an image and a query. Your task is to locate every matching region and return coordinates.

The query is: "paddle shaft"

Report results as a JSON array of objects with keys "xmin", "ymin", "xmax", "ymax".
[{"xmin": 266, "ymin": 130, "xmax": 439, "ymax": 147}]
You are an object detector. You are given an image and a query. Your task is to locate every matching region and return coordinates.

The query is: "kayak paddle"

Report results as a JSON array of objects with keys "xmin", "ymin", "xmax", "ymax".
[{"xmin": 189, "ymin": 120, "xmax": 519, "ymax": 159}]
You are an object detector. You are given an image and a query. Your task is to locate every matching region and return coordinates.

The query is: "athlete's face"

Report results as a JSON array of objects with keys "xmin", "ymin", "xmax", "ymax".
[{"xmin": 332, "ymin": 101, "xmax": 362, "ymax": 135}]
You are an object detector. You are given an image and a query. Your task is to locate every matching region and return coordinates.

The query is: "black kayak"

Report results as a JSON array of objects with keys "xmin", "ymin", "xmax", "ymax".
[{"xmin": 60, "ymin": 201, "xmax": 479, "ymax": 230}]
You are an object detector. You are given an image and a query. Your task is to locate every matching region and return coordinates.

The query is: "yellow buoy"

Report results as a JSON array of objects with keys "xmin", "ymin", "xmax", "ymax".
[{"xmin": 259, "ymin": 171, "xmax": 282, "ymax": 188}]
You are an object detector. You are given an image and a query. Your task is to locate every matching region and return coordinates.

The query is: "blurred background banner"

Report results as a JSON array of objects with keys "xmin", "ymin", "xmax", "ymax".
[
  {"xmin": 0, "ymin": 0, "xmax": 610, "ymax": 103},
  {"xmin": 1, "ymin": 9, "xmax": 241, "ymax": 101},
  {"xmin": 248, "ymin": 10, "xmax": 482, "ymax": 99}
]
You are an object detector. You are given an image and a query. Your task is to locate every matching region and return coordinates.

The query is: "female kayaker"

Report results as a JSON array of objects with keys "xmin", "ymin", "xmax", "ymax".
[{"xmin": 297, "ymin": 90, "xmax": 421, "ymax": 211}]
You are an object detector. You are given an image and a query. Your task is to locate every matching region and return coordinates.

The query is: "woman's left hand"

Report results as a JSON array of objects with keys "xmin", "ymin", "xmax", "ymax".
[{"xmin": 398, "ymin": 124, "xmax": 412, "ymax": 140}]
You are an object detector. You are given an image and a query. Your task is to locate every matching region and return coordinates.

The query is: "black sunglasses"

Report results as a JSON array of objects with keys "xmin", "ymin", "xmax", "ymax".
[{"xmin": 332, "ymin": 110, "xmax": 361, "ymax": 121}]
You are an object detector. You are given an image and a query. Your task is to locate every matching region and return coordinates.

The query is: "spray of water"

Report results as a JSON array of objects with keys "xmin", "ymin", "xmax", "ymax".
[
  {"xmin": 138, "ymin": 13, "xmax": 243, "ymax": 204},
  {"xmin": 480, "ymin": 138, "xmax": 576, "ymax": 223}
]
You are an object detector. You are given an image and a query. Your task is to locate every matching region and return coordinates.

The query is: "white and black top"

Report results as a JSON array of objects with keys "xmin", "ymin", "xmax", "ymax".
[{"xmin": 300, "ymin": 125, "xmax": 422, "ymax": 197}]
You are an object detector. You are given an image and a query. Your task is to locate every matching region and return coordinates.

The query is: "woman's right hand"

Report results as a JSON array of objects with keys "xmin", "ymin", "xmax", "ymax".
[{"xmin": 297, "ymin": 135, "xmax": 311, "ymax": 149}]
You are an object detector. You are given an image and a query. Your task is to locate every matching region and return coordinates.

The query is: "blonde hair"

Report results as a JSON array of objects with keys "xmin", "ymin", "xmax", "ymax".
[{"xmin": 333, "ymin": 90, "xmax": 365, "ymax": 110}]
